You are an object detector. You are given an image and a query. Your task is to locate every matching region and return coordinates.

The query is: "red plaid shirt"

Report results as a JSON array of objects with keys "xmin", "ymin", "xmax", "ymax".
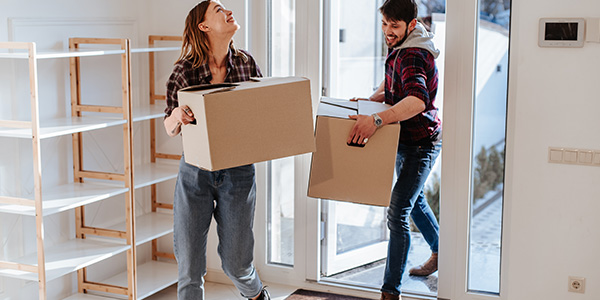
[
  {"xmin": 165, "ymin": 49, "xmax": 262, "ymax": 118},
  {"xmin": 385, "ymin": 48, "xmax": 441, "ymax": 146}
]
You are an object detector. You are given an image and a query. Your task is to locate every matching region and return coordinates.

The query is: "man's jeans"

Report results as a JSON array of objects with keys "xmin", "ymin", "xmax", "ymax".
[
  {"xmin": 382, "ymin": 143, "xmax": 441, "ymax": 296},
  {"xmin": 174, "ymin": 157, "xmax": 263, "ymax": 299}
]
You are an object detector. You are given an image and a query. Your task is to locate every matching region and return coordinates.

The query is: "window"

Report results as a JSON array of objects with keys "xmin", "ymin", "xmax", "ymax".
[
  {"xmin": 267, "ymin": 0, "xmax": 296, "ymax": 266},
  {"xmin": 468, "ymin": 0, "xmax": 511, "ymax": 294}
]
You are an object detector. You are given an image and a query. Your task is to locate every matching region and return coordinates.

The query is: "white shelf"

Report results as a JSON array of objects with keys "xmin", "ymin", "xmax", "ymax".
[
  {"xmin": 64, "ymin": 293, "xmax": 119, "ymax": 300},
  {"xmin": 0, "ymin": 182, "xmax": 128, "ymax": 216},
  {"xmin": 132, "ymin": 104, "xmax": 166, "ymax": 122},
  {"xmin": 131, "ymin": 45, "xmax": 180, "ymax": 54},
  {"xmin": 133, "ymin": 162, "xmax": 179, "ymax": 189},
  {"xmin": 0, "ymin": 48, "xmax": 125, "ymax": 59},
  {"xmin": 108, "ymin": 212, "xmax": 173, "ymax": 246},
  {"xmin": 0, "ymin": 239, "xmax": 129, "ymax": 282},
  {"xmin": 0, "ymin": 115, "xmax": 126, "ymax": 139},
  {"xmin": 0, "ymin": 45, "xmax": 179, "ymax": 60},
  {"xmin": 102, "ymin": 261, "xmax": 178, "ymax": 299}
]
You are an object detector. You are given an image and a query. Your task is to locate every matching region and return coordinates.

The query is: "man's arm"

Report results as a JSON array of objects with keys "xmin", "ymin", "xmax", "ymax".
[{"xmin": 378, "ymin": 95, "xmax": 425, "ymax": 124}]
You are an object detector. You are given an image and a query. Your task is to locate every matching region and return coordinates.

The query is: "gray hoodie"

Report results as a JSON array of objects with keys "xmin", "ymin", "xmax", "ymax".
[
  {"xmin": 393, "ymin": 22, "xmax": 440, "ymax": 58},
  {"xmin": 389, "ymin": 22, "xmax": 439, "ymax": 93}
]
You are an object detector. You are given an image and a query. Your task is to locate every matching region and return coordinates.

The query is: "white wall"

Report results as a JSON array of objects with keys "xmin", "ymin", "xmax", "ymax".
[{"xmin": 504, "ymin": 0, "xmax": 600, "ymax": 299}]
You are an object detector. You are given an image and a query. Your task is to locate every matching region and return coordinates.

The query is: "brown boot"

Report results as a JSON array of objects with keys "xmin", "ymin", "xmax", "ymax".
[
  {"xmin": 408, "ymin": 252, "xmax": 438, "ymax": 276},
  {"xmin": 380, "ymin": 291, "xmax": 401, "ymax": 300}
]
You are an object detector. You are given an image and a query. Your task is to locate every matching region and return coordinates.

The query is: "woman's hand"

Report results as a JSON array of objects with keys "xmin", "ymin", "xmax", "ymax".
[
  {"xmin": 165, "ymin": 105, "xmax": 195, "ymax": 136},
  {"xmin": 175, "ymin": 105, "xmax": 195, "ymax": 125},
  {"xmin": 347, "ymin": 114, "xmax": 377, "ymax": 145},
  {"xmin": 349, "ymin": 97, "xmax": 368, "ymax": 102}
]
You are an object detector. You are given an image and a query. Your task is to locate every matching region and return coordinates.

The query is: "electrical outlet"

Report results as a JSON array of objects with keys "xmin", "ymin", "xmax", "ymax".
[{"xmin": 568, "ymin": 276, "xmax": 586, "ymax": 293}]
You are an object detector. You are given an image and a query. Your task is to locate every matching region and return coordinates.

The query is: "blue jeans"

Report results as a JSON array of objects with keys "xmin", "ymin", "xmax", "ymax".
[
  {"xmin": 173, "ymin": 157, "xmax": 263, "ymax": 299},
  {"xmin": 381, "ymin": 143, "xmax": 441, "ymax": 296}
]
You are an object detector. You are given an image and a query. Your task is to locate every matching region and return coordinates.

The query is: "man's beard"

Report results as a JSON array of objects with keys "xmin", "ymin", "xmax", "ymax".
[{"xmin": 387, "ymin": 27, "xmax": 409, "ymax": 48}]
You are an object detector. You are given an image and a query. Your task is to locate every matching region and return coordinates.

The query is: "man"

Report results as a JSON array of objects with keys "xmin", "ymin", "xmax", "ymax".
[{"xmin": 347, "ymin": 0, "xmax": 442, "ymax": 299}]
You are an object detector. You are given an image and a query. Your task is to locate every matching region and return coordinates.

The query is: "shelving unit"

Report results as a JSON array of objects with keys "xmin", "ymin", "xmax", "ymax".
[{"xmin": 0, "ymin": 35, "xmax": 182, "ymax": 300}]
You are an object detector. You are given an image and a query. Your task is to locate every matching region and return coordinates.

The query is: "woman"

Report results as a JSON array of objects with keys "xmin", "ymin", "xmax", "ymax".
[{"xmin": 164, "ymin": 1, "xmax": 268, "ymax": 299}]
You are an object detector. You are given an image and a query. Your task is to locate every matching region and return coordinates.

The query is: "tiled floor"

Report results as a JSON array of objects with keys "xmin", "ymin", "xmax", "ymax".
[{"xmin": 146, "ymin": 282, "xmax": 298, "ymax": 300}]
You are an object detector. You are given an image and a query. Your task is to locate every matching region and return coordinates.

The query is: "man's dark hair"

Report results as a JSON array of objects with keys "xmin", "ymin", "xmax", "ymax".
[{"xmin": 379, "ymin": 0, "xmax": 418, "ymax": 24}]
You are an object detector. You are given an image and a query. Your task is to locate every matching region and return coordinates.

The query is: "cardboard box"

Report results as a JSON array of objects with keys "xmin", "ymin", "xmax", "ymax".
[
  {"xmin": 178, "ymin": 77, "xmax": 315, "ymax": 171},
  {"xmin": 308, "ymin": 98, "xmax": 400, "ymax": 206}
]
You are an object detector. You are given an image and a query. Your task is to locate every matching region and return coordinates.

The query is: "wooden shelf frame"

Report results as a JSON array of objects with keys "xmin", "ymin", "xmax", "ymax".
[
  {"xmin": 68, "ymin": 37, "xmax": 137, "ymax": 299},
  {"xmin": 147, "ymin": 35, "xmax": 182, "ymax": 265}
]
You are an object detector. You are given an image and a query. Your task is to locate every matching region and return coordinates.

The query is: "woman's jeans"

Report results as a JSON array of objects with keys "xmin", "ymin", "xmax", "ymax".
[
  {"xmin": 381, "ymin": 143, "xmax": 441, "ymax": 296},
  {"xmin": 174, "ymin": 157, "xmax": 263, "ymax": 299}
]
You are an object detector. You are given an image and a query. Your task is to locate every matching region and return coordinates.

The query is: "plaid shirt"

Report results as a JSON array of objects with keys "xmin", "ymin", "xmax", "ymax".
[
  {"xmin": 165, "ymin": 48, "xmax": 262, "ymax": 118},
  {"xmin": 385, "ymin": 48, "xmax": 441, "ymax": 146}
]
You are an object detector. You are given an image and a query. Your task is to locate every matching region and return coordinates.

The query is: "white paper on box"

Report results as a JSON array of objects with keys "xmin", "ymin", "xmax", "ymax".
[{"xmin": 357, "ymin": 100, "xmax": 392, "ymax": 115}]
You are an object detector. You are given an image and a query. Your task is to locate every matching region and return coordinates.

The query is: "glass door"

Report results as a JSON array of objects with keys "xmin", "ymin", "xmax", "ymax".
[
  {"xmin": 321, "ymin": 0, "xmax": 389, "ymax": 279},
  {"xmin": 320, "ymin": 1, "xmax": 445, "ymax": 296}
]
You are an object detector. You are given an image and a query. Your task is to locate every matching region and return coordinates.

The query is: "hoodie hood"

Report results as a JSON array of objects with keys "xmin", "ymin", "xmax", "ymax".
[{"xmin": 393, "ymin": 22, "xmax": 440, "ymax": 59}]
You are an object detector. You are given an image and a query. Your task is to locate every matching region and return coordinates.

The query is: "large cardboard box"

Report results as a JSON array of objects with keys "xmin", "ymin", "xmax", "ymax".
[
  {"xmin": 178, "ymin": 77, "xmax": 315, "ymax": 171},
  {"xmin": 308, "ymin": 98, "xmax": 400, "ymax": 206}
]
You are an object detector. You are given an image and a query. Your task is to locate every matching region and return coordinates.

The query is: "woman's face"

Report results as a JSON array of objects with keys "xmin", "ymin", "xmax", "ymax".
[{"xmin": 200, "ymin": 1, "xmax": 240, "ymax": 36}]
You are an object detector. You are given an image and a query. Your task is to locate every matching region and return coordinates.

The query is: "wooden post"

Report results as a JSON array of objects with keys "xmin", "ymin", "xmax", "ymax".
[
  {"xmin": 148, "ymin": 35, "xmax": 182, "ymax": 262},
  {"xmin": 121, "ymin": 38, "xmax": 137, "ymax": 300},
  {"xmin": 27, "ymin": 42, "xmax": 47, "ymax": 300}
]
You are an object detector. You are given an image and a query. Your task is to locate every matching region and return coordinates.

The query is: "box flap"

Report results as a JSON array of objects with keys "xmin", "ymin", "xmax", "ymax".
[
  {"xmin": 320, "ymin": 97, "xmax": 358, "ymax": 110},
  {"xmin": 317, "ymin": 97, "xmax": 357, "ymax": 118},
  {"xmin": 179, "ymin": 83, "xmax": 239, "ymax": 95}
]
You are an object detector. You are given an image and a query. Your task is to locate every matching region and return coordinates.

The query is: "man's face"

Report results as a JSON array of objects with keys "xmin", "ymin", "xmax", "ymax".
[{"xmin": 382, "ymin": 16, "xmax": 409, "ymax": 48}]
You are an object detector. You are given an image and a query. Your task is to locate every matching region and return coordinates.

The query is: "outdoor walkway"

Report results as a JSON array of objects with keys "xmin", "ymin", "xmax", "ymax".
[{"xmin": 328, "ymin": 191, "xmax": 503, "ymax": 296}]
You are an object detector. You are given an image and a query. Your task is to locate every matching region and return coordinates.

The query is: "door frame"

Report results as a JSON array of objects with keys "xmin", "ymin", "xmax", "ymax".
[
  {"xmin": 247, "ymin": 0, "xmax": 513, "ymax": 299},
  {"xmin": 439, "ymin": 0, "xmax": 512, "ymax": 299}
]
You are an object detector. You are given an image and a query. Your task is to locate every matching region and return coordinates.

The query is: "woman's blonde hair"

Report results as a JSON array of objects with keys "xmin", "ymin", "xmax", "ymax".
[{"xmin": 177, "ymin": 0, "xmax": 247, "ymax": 68}]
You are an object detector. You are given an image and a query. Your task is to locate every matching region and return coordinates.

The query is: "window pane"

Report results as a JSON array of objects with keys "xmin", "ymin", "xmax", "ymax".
[
  {"xmin": 267, "ymin": 0, "xmax": 296, "ymax": 266},
  {"xmin": 335, "ymin": 202, "xmax": 386, "ymax": 254},
  {"xmin": 468, "ymin": 0, "xmax": 510, "ymax": 294}
]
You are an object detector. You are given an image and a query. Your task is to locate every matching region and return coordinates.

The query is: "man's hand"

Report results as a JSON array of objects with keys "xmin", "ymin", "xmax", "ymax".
[{"xmin": 347, "ymin": 114, "xmax": 377, "ymax": 145}]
